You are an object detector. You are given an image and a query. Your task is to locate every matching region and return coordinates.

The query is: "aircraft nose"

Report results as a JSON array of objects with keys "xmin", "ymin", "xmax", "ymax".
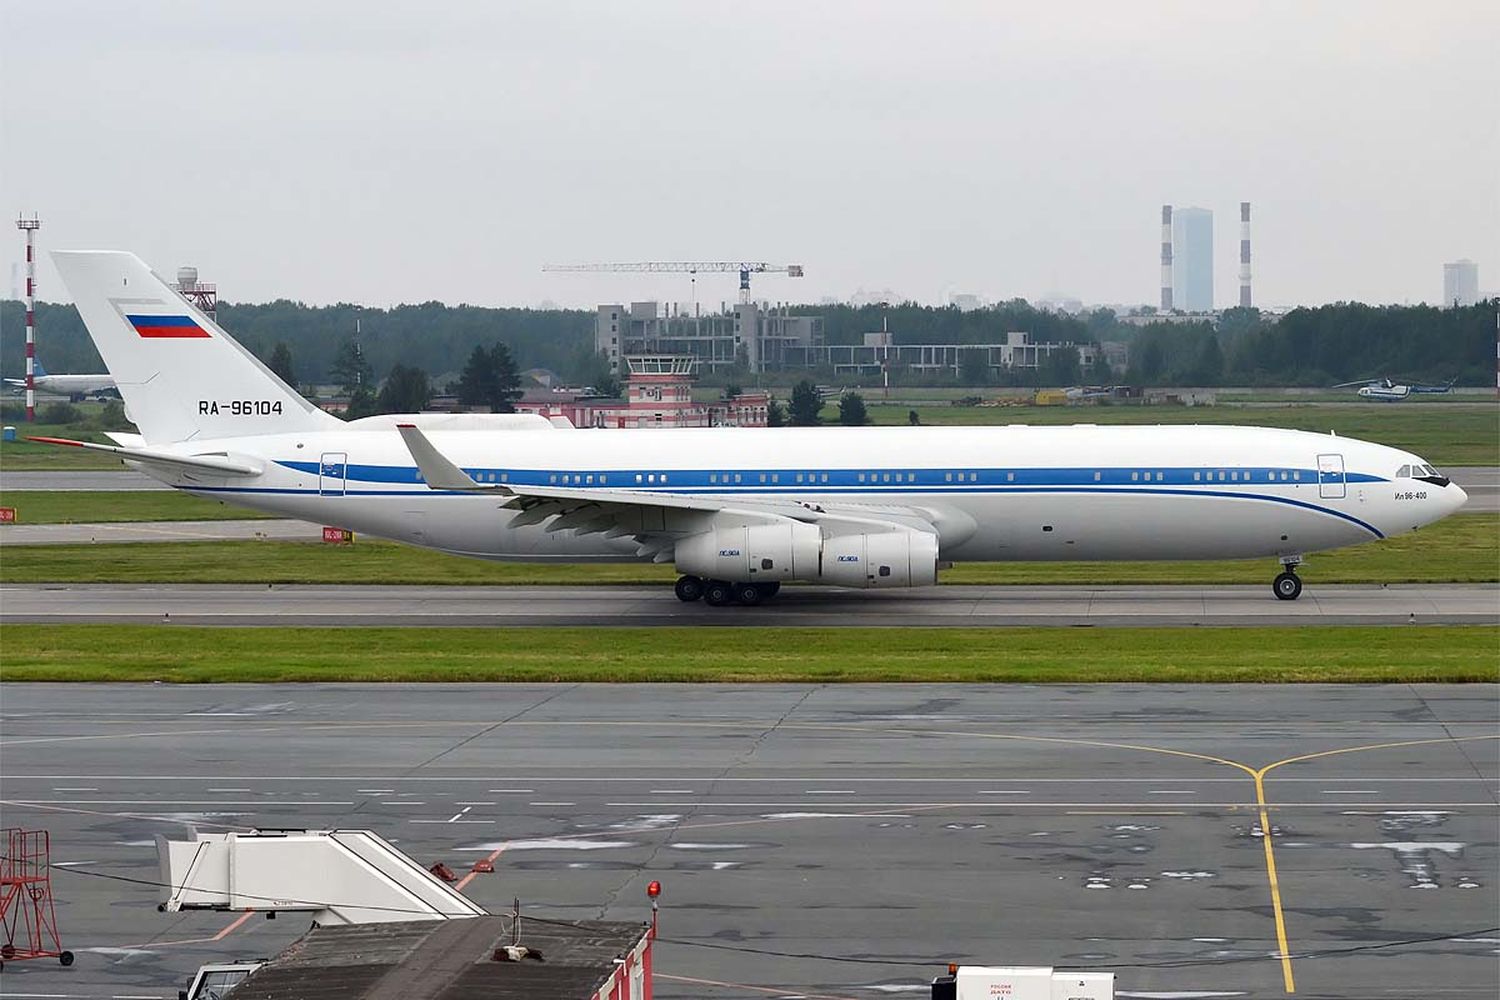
[{"xmin": 1447, "ymin": 483, "xmax": 1469, "ymax": 513}]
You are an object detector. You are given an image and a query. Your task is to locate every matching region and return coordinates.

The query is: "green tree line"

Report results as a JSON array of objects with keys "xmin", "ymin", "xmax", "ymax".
[
  {"xmin": 0, "ymin": 299, "xmax": 595, "ymax": 387},
  {"xmin": 2, "ymin": 298, "xmax": 1493, "ymax": 389}
]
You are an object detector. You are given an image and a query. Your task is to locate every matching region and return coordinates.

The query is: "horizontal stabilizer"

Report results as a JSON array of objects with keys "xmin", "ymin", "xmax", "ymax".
[
  {"xmin": 27, "ymin": 436, "xmax": 262, "ymax": 476},
  {"xmin": 395, "ymin": 424, "xmax": 507, "ymax": 492}
]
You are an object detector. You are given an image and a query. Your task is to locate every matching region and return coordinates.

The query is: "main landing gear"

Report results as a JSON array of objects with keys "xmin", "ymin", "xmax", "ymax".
[
  {"xmin": 1272, "ymin": 558, "xmax": 1303, "ymax": 601},
  {"xmin": 675, "ymin": 575, "xmax": 780, "ymax": 607}
]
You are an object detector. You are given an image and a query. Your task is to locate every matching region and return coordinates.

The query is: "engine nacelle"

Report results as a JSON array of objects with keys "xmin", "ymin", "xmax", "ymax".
[
  {"xmin": 675, "ymin": 521, "xmax": 822, "ymax": 583},
  {"xmin": 819, "ymin": 530, "xmax": 939, "ymax": 588}
]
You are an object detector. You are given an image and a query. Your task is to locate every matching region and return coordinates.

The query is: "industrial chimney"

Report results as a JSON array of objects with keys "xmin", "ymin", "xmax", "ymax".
[
  {"xmin": 1160, "ymin": 205, "xmax": 1173, "ymax": 311},
  {"xmin": 1238, "ymin": 202, "xmax": 1252, "ymax": 308}
]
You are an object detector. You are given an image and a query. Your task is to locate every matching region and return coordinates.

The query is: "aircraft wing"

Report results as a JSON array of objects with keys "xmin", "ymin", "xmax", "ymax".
[
  {"xmin": 27, "ymin": 436, "xmax": 263, "ymax": 476},
  {"xmin": 396, "ymin": 424, "xmax": 952, "ymax": 555}
]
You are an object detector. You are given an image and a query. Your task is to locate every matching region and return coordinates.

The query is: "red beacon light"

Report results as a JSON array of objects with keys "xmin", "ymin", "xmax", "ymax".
[{"xmin": 646, "ymin": 879, "xmax": 662, "ymax": 939}]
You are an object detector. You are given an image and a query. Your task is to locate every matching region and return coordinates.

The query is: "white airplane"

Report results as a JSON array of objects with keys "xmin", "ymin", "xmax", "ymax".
[
  {"xmin": 37, "ymin": 251, "xmax": 1467, "ymax": 605},
  {"xmin": 5, "ymin": 360, "xmax": 117, "ymax": 401}
]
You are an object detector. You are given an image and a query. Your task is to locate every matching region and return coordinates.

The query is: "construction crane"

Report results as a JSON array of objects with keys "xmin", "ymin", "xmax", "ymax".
[{"xmin": 542, "ymin": 261, "xmax": 804, "ymax": 304}]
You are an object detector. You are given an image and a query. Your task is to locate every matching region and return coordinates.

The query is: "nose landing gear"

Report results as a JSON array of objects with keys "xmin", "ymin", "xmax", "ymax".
[{"xmin": 1272, "ymin": 556, "xmax": 1303, "ymax": 601}]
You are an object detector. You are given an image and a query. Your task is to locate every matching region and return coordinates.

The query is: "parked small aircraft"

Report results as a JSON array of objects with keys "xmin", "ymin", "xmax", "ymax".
[{"xmin": 1332, "ymin": 377, "xmax": 1457, "ymax": 402}]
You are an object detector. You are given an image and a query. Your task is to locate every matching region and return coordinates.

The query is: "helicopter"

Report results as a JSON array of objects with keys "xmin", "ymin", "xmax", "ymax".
[{"xmin": 1332, "ymin": 377, "xmax": 1457, "ymax": 402}]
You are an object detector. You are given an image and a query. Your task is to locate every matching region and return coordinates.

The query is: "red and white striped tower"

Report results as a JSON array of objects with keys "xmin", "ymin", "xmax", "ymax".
[
  {"xmin": 1159, "ymin": 205, "xmax": 1174, "ymax": 311},
  {"xmin": 1238, "ymin": 201, "xmax": 1253, "ymax": 309},
  {"xmin": 16, "ymin": 214, "xmax": 41, "ymax": 422}
]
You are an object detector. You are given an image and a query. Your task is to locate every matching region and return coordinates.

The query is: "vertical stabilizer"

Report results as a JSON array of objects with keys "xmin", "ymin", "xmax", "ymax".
[{"xmin": 50, "ymin": 250, "xmax": 338, "ymax": 444}]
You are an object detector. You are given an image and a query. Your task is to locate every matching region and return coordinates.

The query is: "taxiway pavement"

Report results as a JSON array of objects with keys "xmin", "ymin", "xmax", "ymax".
[
  {"xmin": 0, "ymin": 684, "xmax": 1494, "ymax": 999},
  {"xmin": 0, "ymin": 518, "xmax": 317, "ymax": 545},
  {"xmin": 2, "ymin": 582, "xmax": 1495, "ymax": 627}
]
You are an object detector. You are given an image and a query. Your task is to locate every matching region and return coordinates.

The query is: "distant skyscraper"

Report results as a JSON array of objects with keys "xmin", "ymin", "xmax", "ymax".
[
  {"xmin": 1443, "ymin": 259, "xmax": 1479, "ymax": 306},
  {"xmin": 1172, "ymin": 207, "xmax": 1214, "ymax": 312}
]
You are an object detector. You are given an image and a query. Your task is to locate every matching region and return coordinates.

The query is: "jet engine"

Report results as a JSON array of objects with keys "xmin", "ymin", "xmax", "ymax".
[
  {"xmin": 818, "ymin": 529, "xmax": 939, "ymax": 588},
  {"xmin": 674, "ymin": 521, "xmax": 823, "ymax": 583},
  {"xmin": 675, "ymin": 521, "xmax": 939, "ymax": 589}
]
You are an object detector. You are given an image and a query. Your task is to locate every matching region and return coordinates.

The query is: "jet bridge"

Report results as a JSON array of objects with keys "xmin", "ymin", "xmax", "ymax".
[{"xmin": 156, "ymin": 829, "xmax": 487, "ymax": 926}]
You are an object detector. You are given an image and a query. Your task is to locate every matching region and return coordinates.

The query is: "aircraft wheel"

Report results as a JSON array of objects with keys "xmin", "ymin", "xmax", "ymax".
[
  {"xmin": 732, "ymin": 582, "xmax": 764, "ymax": 606},
  {"xmin": 703, "ymin": 580, "xmax": 734, "ymax": 607},
  {"xmin": 761, "ymin": 582, "xmax": 781, "ymax": 599},
  {"xmin": 59, "ymin": 951, "xmax": 74, "ymax": 967},
  {"xmin": 1272, "ymin": 571, "xmax": 1302, "ymax": 601},
  {"xmin": 674, "ymin": 575, "xmax": 705, "ymax": 603}
]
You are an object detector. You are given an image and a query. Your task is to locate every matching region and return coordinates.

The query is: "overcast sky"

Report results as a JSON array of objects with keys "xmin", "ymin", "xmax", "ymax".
[{"xmin": 2, "ymin": 0, "xmax": 1496, "ymax": 311}]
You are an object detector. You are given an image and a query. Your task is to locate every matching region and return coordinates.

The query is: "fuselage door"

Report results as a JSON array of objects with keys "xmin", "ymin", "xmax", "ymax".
[
  {"xmin": 319, "ymin": 452, "xmax": 348, "ymax": 497},
  {"xmin": 1316, "ymin": 452, "xmax": 1346, "ymax": 499}
]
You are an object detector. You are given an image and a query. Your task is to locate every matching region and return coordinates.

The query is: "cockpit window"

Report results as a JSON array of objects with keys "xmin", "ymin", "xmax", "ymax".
[
  {"xmin": 1396, "ymin": 464, "xmax": 1411, "ymax": 478},
  {"xmin": 1411, "ymin": 463, "xmax": 1451, "ymax": 487}
]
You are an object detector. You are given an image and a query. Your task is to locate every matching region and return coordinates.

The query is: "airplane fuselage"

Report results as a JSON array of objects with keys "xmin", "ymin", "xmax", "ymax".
[{"xmin": 149, "ymin": 423, "xmax": 1465, "ymax": 566}]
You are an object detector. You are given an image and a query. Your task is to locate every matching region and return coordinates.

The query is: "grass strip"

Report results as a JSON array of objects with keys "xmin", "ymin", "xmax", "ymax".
[
  {"xmin": 0, "ymin": 491, "xmax": 275, "ymax": 524},
  {"xmin": 1, "ymin": 624, "xmax": 1495, "ymax": 683},
  {"xmin": 2, "ymin": 513, "xmax": 1494, "ymax": 585}
]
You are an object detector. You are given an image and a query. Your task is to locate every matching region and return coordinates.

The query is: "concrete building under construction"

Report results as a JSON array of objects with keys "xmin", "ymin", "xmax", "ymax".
[{"xmin": 597, "ymin": 301, "xmax": 823, "ymax": 375}]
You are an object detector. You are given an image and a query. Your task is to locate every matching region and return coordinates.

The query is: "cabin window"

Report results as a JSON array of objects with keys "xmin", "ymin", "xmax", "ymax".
[
  {"xmin": 1292, "ymin": 471, "xmax": 1301, "ymax": 481},
  {"xmin": 759, "ymin": 474, "xmax": 767, "ymax": 483},
  {"xmin": 1157, "ymin": 472, "xmax": 1165, "ymax": 482},
  {"xmin": 501, "ymin": 473, "xmax": 509, "ymax": 483},
  {"xmin": 598, "ymin": 475, "xmax": 606, "ymax": 485},
  {"xmin": 635, "ymin": 473, "xmax": 643, "ymax": 484},
  {"xmin": 945, "ymin": 472, "xmax": 953, "ymax": 482},
  {"xmin": 1094, "ymin": 471, "xmax": 1101, "ymax": 482},
  {"xmin": 1279, "ymin": 472, "xmax": 1287, "ymax": 481},
  {"xmin": 1218, "ymin": 472, "xmax": 1227, "ymax": 481},
  {"xmin": 882, "ymin": 473, "xmax": 891, "ymax": 483},
  {"xmin": 1193, "ymin": 471, "xmax": 1201, "ymax": 481},
  {"xmin": 821, "ymin": 473, "xmax": 829, "ymax": 483},
  {"xmin": 647, "ymin": 473, "xmax": 656, "ymax": 483},
  {"xmin": 1131, "ymin": 472, "xmax": 1139, "ymax": 481},
  {"xmin": 771, "ymin": 474, "xmax": 779, "ymax": 483},
  {"xmin": 859, "ymin": 473, "xmax": 867, "ymax": 483},
  {"xmin": 661, "ymin": 474, "xmax": 669, "ymax": 484},
  {"xmin": 734, "ymin": 473, "xmax": 742, "ymax": 483},
  {"xmin": 710, "ymin": 474, "xmax": 718, "ymax": 484},
  {"xmin": 549, "ymin": 474, "xmax": 558, "ymax": 484},
  {"xmin": 795, "ymin": 473, "xmax": 804, "ymax": 483},
  {"xmin": 1007, "ymin": 472, "xmax": 1015, "ymax": 482}
]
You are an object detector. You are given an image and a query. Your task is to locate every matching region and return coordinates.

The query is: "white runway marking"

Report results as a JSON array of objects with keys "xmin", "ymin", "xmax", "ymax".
[
  {"xmin": 411, "ymin": 819, "xmax": 494, "ymax": 824},
  {"xmin": 979, "ymin": 790, "xmax": 1031, "ymax": 794},
  {"xmin": 530, "ymin": 801, "xmax": 576, "ymax": 806},
  {"xmin": 9, "ymin": 799, "xmax": 354, "ymax": 806},
  {"xmin": 447, "ymin": 806, "xmax": 472, "ymax": 822}
]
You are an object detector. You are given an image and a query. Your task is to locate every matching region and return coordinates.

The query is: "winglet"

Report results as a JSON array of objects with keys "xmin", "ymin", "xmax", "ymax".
[{"xmin": 396, "ymin": 424, "xmax": 507, "ymax": 492}]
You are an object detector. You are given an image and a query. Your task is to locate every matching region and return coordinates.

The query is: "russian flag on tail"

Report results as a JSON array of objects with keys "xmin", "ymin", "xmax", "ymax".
[{"xmin": 126, "ymin": 314, "xmax": 210, "ymax": 339}]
